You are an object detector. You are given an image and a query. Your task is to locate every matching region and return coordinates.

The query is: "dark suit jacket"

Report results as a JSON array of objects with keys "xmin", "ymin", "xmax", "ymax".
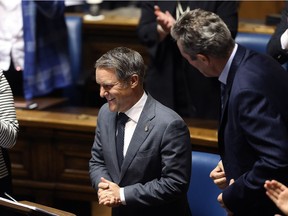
[
  {"xmin": 89, "ymin": 95, "xmax": 192, "ymax": 216},
  {"xmin": 267, "ymin": 2, "xmax": 288, "ymax": 64},
  {"xmin": 137, "ymin": 1, "xmax": 238, "ymax": 119},
  {"xmin": 219, "ymin": 45, "xmax": 288, "ymax": 215}
]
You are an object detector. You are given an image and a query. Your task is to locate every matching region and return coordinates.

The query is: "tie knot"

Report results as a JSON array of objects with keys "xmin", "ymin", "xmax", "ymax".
[{"xmin": 117, "ymin": 113, "xmax": 129, "ymax": 125}]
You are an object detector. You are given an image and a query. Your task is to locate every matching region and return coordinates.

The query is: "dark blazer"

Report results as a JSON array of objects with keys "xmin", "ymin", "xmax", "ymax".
[
  {"xmin": 89, "ymin": 95, "xmax": 192, "ymax": 216},
  {"xmin": 137, "ymin": 1, "xmax": 238, "ymax": 119},
  {"xmin": 267, "ymin": 2, "xmax": 288, "ymax": 64},
  {"xmin": 219, "ymin": 45, "xmax": 288, "ymax": 215}
]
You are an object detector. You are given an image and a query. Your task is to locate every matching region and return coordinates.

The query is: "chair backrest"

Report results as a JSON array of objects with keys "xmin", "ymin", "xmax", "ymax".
[
  {"xmin": 188, "ymin": 151, "xmax": 226, "ymax": 216},
  {"xmin": 235, "ymin": 32, "xmax": 271, "ymax": 54},
  {"xmin": 235, "ymin": 32, "xmax": 288, "ymax": 71},
  {"xmin": 65, "ymin": 15, "xmax": 82, "ymax": 83}
]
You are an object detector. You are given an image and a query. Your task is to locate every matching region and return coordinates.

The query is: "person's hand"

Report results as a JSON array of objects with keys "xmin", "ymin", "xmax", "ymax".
[
  {"xmin": 265, "ymin": 179, "xmax": 288, "ymax": 216},
  {"xmin": 210, "ymin": 160, "xmax": 228, "ymax": 189},
  {"xmin": 98, "ymin": 177, "xmax": 121, "ymax": 207},
  {"xmin": 154, "ymin": 5, "xmax": 175, "ymax": 33},
  {"xmin": 154, "ymin": 5, "xmax": 175, "ymax": 41},
  {"xmin": 217, "ymin": 179, "xmax": 235, "ymax": 216},
  {"xmin": 217, "ymin": 193, "xmax": 234, "ymax": 216}
]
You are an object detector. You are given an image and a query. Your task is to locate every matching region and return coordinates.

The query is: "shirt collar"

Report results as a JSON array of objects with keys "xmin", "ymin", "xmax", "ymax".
[
  {"xmin": 219, "ymin": 43, "xmax": 238, "ymax": 85},
  {"xmin": 122, "ymin": 92, "xmax": 148, "ymax": 123}
]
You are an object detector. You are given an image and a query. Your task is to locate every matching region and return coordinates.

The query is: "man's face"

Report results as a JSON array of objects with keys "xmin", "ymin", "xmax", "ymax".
[{"xmin": 96, "ymin": 68, "xmax": 132, "ymax": 113}]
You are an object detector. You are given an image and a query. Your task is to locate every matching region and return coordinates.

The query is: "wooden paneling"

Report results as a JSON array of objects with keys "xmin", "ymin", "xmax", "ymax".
[
  {"xmin": 239, "ymin": 1, "xmax": 285, "ymax": 20},
  {"xmin": 10, "ymin": 109, "xmax": 98, "ymax": 206}
]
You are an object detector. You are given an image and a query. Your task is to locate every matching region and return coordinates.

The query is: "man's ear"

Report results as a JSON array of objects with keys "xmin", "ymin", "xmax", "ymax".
[
  {"xmin": 196, "ymin": 54, "xmax": 210, "ymax": 65},
  {"xmin": 130, "ymin": 74, "xmax": 139, "ymax": 88}
]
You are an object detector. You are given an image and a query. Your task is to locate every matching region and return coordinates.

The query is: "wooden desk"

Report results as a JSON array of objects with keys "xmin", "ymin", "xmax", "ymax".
[
  {"xmin": 238, "ymin": 21, "xmax": 276, "ymax": 34},
  {"xmin": 14, "ymin": 97, "xmax": 68, "ymax": 110},
  {"xmin": 184, "ymin": 118, "xmax": 218, "ymax": 152},
  {"xmin": 20, "ymin": 201, "xmax": 76, "ymax": 216},
  {"xmin": 11, "ymin": 109, "xmax": 98, "ymax": 208}
]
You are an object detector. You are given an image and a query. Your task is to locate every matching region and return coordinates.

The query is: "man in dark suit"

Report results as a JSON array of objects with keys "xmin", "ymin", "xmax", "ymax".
[
  {"xmin": 89, "ymin": 47, "xmax": 192, "ymax": 216},
  {"xmin": 267, "ymin": 1, "xmax": 288, "ymax": 64},
  {"xmin": 137, "ymin": 1, "xmax": 238, "ymax": 119},
  {"xmin": 171, "ymin": 9, "xmax": 288, "ymax": 216}
]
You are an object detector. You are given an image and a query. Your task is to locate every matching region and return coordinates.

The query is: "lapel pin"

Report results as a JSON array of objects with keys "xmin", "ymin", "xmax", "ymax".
[{"xmin": 145, "ymin": 125, "xmax": 148, "ymax": 132}]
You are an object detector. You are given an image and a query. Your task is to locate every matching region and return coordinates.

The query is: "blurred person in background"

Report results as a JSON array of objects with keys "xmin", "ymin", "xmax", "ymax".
[
  {"xmin": 267, "ymin": 1, "xmax": 288, "ymax": 65},
  {"xmin": 0, "ymin": 0, "xmax": 72, "ymax": 101}
]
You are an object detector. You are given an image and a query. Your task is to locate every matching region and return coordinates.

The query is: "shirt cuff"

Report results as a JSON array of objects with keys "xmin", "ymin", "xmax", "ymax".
[
  {"xmin": 120, "ymin": 187, "xmax": 126, "ymax": 205},
  {"xmin": 280, "ymin": 29, "xmax": 288, "ymax": 50}
]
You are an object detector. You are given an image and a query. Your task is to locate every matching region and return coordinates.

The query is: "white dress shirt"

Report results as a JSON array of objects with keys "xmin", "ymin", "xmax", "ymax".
[
  {"xmin": 0, "ymin": 0, "xmax": 24, "ymax": 71},
  {"xmin": 281, "ymin": 29, "xmax": 288, "ymax": 50}
]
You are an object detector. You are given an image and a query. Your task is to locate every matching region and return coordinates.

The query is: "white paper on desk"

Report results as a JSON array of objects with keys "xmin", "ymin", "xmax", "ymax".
[{"xmin": 0, "ymin": 197, "xmax": 59, "ymax": 216}]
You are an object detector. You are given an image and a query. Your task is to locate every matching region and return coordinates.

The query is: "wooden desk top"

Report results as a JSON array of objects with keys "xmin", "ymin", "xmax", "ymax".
[
  {"xmin": 67, "ymin": 10, "xmax": 276, "ymax": 35},
  {"xmin": 16, "ymin": 109, "xmax": 97, "ymax": 132},
  {"xmin": 20, "ymin": 201, "xmax": 76, "ymax": 216},
  {"xmin": 16, "ymin": 108, "xmax": 218, "ymax": 149},
  {"xmin": 83, "ymin": 9, "xmax": 139, "ymax": 27},
  {"xmin": 14, "ymin": 97, "xmax": 68, "ymax": 110},
  {"xmin": 238, "ymin": 22, "xmax": 275, "ymax": 34}
]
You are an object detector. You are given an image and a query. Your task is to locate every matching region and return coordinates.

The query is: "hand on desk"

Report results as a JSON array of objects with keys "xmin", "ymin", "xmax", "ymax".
[{"xmin": 98, "ymin": 177, "xmax": 121, "ymax": 207}]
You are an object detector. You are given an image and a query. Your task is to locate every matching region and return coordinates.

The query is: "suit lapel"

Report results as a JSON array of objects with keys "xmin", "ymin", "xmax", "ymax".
[
  {"xmin": 120, "ymin": 95, "xmax": 155, "ymax": 180},
  {"xmin": 107, "ymin": 112, "xmax": 122, "ymax": 179}
]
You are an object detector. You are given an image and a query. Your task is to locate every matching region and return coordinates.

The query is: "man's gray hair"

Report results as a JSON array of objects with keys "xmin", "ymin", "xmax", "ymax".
[
  {"xmin": 171, "ymin": 8, "xmax": 235, "ymax": 60},
  {"xmin": 95, "ymin": 47, "xmax": 146, "ymax": 84}
]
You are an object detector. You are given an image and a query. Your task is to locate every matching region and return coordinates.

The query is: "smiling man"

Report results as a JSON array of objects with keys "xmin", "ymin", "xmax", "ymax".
[{"xmin": 89, "ymin": 47, "xmax": 192, "ymax": 216}]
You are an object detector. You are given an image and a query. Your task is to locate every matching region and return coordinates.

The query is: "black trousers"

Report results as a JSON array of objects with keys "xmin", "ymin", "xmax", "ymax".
[{"xmin": 2, "ymin": 63, "xmax": 24, "ymax": 97}]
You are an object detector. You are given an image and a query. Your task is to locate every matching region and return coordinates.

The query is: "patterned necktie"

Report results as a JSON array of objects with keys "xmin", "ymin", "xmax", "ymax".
[{"xmin": 116, "ymin": 112, "xmax": 129, "ymax": 169}]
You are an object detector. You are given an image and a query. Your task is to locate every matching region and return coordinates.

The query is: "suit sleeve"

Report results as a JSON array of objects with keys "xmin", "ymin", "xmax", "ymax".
[
  {"xmin": 89, "ymin": 107, "xmax": 112, "ymax": 193},
  {"xmin": 267, "ymin": 3, "xmax": 288, "ymax": 64},
  {"xmin": 124, "ymin": 119, "xmax": 191, "ymax": 206},
  {"xmin": 223, "ymin": 90, "xmax": 288, "ymax": 213}
]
